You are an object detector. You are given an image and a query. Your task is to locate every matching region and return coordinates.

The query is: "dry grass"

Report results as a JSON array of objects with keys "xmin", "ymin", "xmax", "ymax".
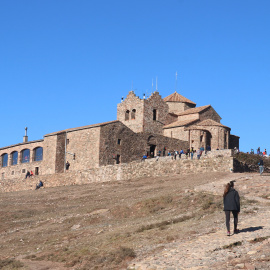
[{"xmin": 0, "ymin": 172, "xmax": 253, "ymax": 270}]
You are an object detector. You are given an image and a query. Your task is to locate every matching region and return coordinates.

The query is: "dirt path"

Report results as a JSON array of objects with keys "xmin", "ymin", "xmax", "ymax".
[{"xmin": 128, "ymin": 173, "xmax": 270, "ymax": 270}]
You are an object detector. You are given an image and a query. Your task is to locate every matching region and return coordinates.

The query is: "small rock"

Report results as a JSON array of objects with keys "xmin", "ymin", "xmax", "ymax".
[
  {"xmin": 235, "ymin": 263, "xmax": 245, "ymax": 269},
  {"xmin": 71, "ymin": 224, "xmax": 80, "ymax": 230}
]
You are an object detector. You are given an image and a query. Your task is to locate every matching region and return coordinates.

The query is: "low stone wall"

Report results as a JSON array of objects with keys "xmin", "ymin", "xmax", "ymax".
[{"xmin": 0, "ymin": 153, "xmax": 234, "ymax": 193}]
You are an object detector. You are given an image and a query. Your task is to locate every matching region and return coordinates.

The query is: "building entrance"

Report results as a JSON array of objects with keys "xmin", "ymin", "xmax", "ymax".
[
  {"xmin": 149, "ymin": 145, "xmax": 156, "ymax": 158},
  {"xmin": 205, "ymin": 131, "xmax": 212, "ymax": 149}
]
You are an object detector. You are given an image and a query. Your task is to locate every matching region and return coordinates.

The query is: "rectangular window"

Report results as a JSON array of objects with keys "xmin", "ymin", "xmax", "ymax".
[
  {"xmin": 22, "ymin": 169, "xmax": 26, "ymax": 173},
  {"xmin": 116, "ymin": 155, "xmax": 121, "ymax": 164},
  {"xmin": 117, "ymin": 139, "xmax": 121, "ymax": 145},
  {"xmin": 153, "ymin": 109, "xmax": 157, "ymax": 121},
  {"xmin": 11, "ymin": 171, "xmax": 14, "ymax": 175},
  {"xmin": 35, "ymin": 167, "xmax": 39, "ymax": 175}
]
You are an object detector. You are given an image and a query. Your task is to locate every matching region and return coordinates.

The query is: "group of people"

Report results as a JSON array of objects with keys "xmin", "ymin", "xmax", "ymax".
[
  {"xmin": 141, "ymin": 146, "xmax": 213, "ymax": 161},
  {"xmin": 25, "ymin": 170, "xmax": 34, "ymax": 179},
  {"xmin": 250, "ymin": 147, "xmax": 267, "ymax": 156},
  {"xmin": 24, "ymin": 170, "xmax": 44, "ymax": 190}
]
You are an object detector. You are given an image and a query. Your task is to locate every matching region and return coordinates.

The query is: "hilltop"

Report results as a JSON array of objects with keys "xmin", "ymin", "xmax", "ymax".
[{"xmin": 0, "ymin": 171, "xmax": 269, "ymax": 270}]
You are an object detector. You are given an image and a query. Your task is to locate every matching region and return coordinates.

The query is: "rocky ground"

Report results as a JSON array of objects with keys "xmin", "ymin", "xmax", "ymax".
[
  {"xmin": 128, "ymin": 173, "xmax": 270, "ymax": 270},
  {"xmin": 0, "ymin": 172, "xmax": 269, "ymax": 270}
]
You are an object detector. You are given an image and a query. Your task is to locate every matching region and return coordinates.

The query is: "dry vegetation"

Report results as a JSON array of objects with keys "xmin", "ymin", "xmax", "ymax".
[{"xmin": 0, "ymin": 172, "xmax": 259, "ymax": 270}]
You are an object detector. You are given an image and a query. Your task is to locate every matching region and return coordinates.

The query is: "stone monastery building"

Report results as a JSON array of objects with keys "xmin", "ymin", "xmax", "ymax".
[{"xmin": 0, "ymin": 91, "xmax": 239, "ymax": 180}]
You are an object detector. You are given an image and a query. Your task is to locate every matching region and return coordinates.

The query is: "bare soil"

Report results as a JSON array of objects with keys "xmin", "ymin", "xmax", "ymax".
[{"xmin": 0, "ymin": 172, "xmax": 266, "ymax": 270}]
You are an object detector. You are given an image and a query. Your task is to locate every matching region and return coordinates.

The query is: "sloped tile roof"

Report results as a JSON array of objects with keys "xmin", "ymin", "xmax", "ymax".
[
  {"xmin": 163, "ymin": 119, "xmax": 199, "ymax": 129},
  {"xmin": 196, "ymin": 119, "xmax": 229, "ymax": 128},
  {"xmin": 176, "ymin": 105, "xmax": 211, "ymax": 116},
  {"xmin": 185, "ymin": 119, "xmax": 230, "ymax": 130},
  {"xmin": 163, "ymin": 91, "xmax": 196, "ymax": 105}
]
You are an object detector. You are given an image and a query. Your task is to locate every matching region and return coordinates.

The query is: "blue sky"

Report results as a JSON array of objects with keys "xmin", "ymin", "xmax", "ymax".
[{"xmin": 0, "ymin": 0, "xmax": 269, "ymax": 152}]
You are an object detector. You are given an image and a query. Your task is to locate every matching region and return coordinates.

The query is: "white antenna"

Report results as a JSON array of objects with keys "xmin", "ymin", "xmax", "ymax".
[
  {"xmin": 175, "ymin": 71, "xmax": 178, "ymax": 92},
  {"xmin": 156, "ymin": 76, "xmax": 158, "ymax": 92}
]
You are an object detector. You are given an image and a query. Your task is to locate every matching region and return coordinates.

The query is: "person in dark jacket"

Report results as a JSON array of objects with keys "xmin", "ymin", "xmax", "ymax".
[
  {"xmin": 259, "ymin": 159, "xmax": 264, "ymax": 175},
  {"xmin": 223, "ymin": 180, "xmax": 240, "ymax": 236}
]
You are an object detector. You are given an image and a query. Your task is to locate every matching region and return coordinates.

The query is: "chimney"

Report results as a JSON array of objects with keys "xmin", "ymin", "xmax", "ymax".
[{"xmin": 23, "ymin": 127, "xmax": 28, "ymax": 143}]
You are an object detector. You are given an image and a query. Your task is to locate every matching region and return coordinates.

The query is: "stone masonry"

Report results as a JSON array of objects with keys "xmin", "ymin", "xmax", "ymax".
[{"xmin": 0, "ymin": 89, "xmax": 239, "ymax": 188}]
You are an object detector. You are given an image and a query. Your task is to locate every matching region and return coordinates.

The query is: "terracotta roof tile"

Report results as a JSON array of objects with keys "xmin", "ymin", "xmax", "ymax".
[
  {"xmin": 196, "ymin": 119, "xmax": 229, "ymax": 128},
  {"xmin": 185, "ymin": 119, "xmax": 230, "ymax": 130},
  {"xmin": 163, "ymin": 92, "xmax": 196, "ymax": 105},
  {"xmin": 163, "ymin": 119, "xmax": 198, "ymax": 129},
  {"xmin": 176, "ymin": 105, "xmax": 211, "ymax": 116}
]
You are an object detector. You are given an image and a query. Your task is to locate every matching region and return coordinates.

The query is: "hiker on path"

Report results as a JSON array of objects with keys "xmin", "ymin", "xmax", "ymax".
[{"xmin": 223, "ymin": 180, "xmax": 240, "ymax": 236}]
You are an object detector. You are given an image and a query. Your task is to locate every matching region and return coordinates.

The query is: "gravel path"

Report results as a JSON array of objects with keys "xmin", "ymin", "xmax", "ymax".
[{"xmin": 128, "ymin": 173, "xmax": 270, "ymax": 270}]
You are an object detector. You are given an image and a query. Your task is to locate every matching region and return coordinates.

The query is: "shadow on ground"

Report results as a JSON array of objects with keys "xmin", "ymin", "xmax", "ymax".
[{"xmin": 240, "ymin": 226, "xmax": 264, "ymax": 233}]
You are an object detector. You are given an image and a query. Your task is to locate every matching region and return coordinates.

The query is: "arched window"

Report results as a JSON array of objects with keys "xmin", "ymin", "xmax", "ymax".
[
  {"xmin": 34, "ymin": 147, "xmax": 43, "ymax": 161},
  {"xmin": 125, "ymin": 110, "xmax": 130, "ymax": 121},
  {"xmin": 1, "ymin": 153, "xmax": 8, "ymax": 167},
  {"xmin": 21, "ymin": 149, "xmax": 30, "ymax": 163},
  {"xmin": 131, "ymin": 109, "xmax": 136, "ymax": 120},
  {"xmin": 153, "ymin": 109, "xmax": 157, "ymax": 121},
  {"xmin": 11, "ymin": 151, "xmax": 18, "ymax": 165}
]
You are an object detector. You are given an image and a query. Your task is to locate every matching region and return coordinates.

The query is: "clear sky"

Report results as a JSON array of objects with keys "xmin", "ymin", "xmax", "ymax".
[{"xmin": 0, "ymin": 0, "xmax": 269, "ymax": 152}]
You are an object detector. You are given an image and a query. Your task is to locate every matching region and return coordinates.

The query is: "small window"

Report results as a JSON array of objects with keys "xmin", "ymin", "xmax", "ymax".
[
  {"xmin": 35, "ymin": 167, "xmax": 39, "ymax": 175},
  {"xmin": 22, "ymin": 169, "xmax": 26, "ymax": 173},
  {"xmin": 125, "ymin": 110, "xmax": 130, "ymax": 121},
  {"xmin": 34, "ymin": 147, "xmax": 43, "ymax": 161},
  {"xmin": 66, "ymin": 139, "xmax": 69, "ymax": 145},
  {"xmin": 11, "ymin": 151, "xmax": 18, "ymax": 165},
  {"xmin": 153, "ymin": 109, "xmax": 157, "ymax": 121},
  {"xmin": 1, "ymin": 153, "xmax": 8, "ymax": 167},
  {"xmin": 117, "ymin": 139, "xmax": 121, "ymax": 145},
  {"xmin": 131, "ymin": 109, "xmax": 136, "ymax": 120},
  {"xmin": 21, "ymin": 149, "xmax": 30, "ymax": 163},
  {"xmin": 11, "ymin": 171, "xmax": 14, "ymax": 175}
]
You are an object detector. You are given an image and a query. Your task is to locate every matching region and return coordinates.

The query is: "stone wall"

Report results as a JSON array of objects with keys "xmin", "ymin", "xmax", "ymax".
[
  {"xmin": 177, "ymin": 113, "xmax": 199, "ymax": 122},
  {"xmin": 143, "ymin": 92, "xmax": 169, "ymax": 135},
  {"xmin": 199, "ymin": 107, "xmax": 221, "ymax": 122},
  {"xmin": 0, "ymin": 153, "xmax": 234, "ymax": 193},
  {"xmin": 166, "ymin": 102, "xmax": 195, "ymax": 114},
  {"xmin": 163, "ymin": 126, "xmax": 189, "ymax": 145},
  {"xmin": 229, "ymin": 134, "xmax": 240, "ymax": 150},
  {"xmin": 117, "ymin": 91, "xmax": 169, "ymax": 135},
  {"xmin": 65, "ymin": 126, "xmax": 101, "ymax": 171},
  {"xmin": 117, "ymin": 91, "xmax": 145, "ymax": 133},
  {"xmin": 99, "ymin": 121, "xmax": 189, "ymax": 165}
]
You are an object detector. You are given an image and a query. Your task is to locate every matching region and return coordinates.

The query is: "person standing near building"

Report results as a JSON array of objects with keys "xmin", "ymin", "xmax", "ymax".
[
  {"xmin": 196, "ymin": 149, "xmax": 201, "ymax": 159},
  {"xmin": 259, "ymin": 158, "xmax": 264, "ymax": 175},
  {"xmin": 25, "ymin": 171, "xmax": 30, "ymax": 179},
  {"xmin": 66, "ymin": 161, "xmax": 70, "ymax": 170},
  {"xmin": 223, "ymin": 180, "xmax": 240, "ymax": 236}
]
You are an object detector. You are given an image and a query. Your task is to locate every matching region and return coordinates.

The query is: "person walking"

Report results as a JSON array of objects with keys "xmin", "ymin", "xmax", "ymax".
[{"xmin": 223, "ymin": 180, "xmax": 240, "ymax": 236}]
